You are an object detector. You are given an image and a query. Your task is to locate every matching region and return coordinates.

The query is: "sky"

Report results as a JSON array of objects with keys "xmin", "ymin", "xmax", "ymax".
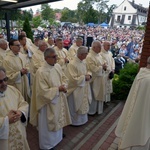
[{"xmin": 22, "ymin": 0, "xmax": 149, "ymax": 14}]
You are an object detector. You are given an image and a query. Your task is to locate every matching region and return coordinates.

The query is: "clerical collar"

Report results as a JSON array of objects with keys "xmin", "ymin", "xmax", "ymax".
[{"xmin": 0, "ymin": 91, "xmax": 5, "ymax": 97}]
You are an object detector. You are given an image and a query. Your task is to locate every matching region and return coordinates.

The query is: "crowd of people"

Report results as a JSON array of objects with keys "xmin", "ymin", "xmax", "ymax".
[{"xmin": 0, "ymin": 25, "xmax": 145, "ymax": 150}]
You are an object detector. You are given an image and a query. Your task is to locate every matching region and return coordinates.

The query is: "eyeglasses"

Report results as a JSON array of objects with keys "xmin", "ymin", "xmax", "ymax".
[
  {"xmin": 0, "ymin": 77, "xmax": 8, "ymax": 84},
  {"xmin": 47, "ymin": 55, "xmax": 58, "ymax": 59},
  {"xmin": 13, "ymin": 44, "xmax": 21, "ymax": 47}
]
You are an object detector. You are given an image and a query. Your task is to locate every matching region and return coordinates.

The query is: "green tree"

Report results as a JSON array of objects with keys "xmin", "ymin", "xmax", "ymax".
[
  {"xmin": 95, "ymin": 0, "xmax": 109, "ymax": 23},
  {"xmin": 83, "ymin": 6, "xmax": 98, "ymax": 23},
  {"xmin": 32, "ymin": 16, "xmax": 42, "ymax": 28},
  {"xmin": 77, "ymin": 1, "xmax": 92, "ymax": 24},
  {"xmin": 60, "ymin": 7, "xmax": 78, "ymax": 23},
  {"xmin": 23, "ymin": 17, "xmax": 33, "ymax": 42},
  {"xmin": 41, "ymin": 4, "xmax": 55, "ymax": 21},
  {"xmin": 106, "ymin": 4, "xmax": 117, "ymax": 23}
]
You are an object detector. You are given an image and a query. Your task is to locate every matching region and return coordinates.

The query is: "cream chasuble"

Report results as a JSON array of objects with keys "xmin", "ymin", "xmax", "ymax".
[
  {"xmin": 54, "ymin": 46, "xmax": 69, "ymax": 71},
  {"xmin": 86, "ymin": 50, "xmax": 106, "ymax": 101},
  {"xmin": 30, "ymin": 62, "xmax": 71, "ymax": 131},
  {"xmin": 2, "ymin": 51, "xmax": 30, "ymax": 102},
  {"xmin": 100, "ymin": 49, "xmax": 115, "ymax": 102},
  {"xmin": 31, "ymin": 50, "xmax": 45, "ymax": 80},
  {"xmin": 65, "ymin": 57, "xmax": 92, "ymax": 115},
  {"xmin": 68, "ymin": 43, "xmax": 79, "ymax": 60},
  {"xmin": 0, "ymin": 85, "xmax": 29, "ymax": 150},
  {"xmin": 116, "ymin": 68, "xmax": 150, "ymax": 150}
]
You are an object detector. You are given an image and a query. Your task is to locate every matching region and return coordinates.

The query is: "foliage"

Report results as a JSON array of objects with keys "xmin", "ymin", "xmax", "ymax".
[
  {"xmin": 82, "ymin": 6, "xmax": 98, "ymax": 23},
  {"xmin": 106, "ymin": 4, "xmax": 117, "ymax": 23},
  {"xmin": 77, "ymin": 1, "xmax": 98, "ymax": 24},
  {"xmin": 136, "ymin": 26, "xmax": 146, "ymax": 31},
  {"xmin": 112, "ymin": 63, "xmax": 139, "ymax": 100},
  {"xmin": 32, "ymin": 16, "xmax": 42, "ymax": 28},
  {"xmin": 41, "ymin": 4, "xmax": 55, "ymax": 21},
  {"xmin": 95, "ymin": 0, "xmax": 109, "ymax": 23},
  {"xmin": 60, "ymin": 7, "xmax": 78, "ymax": 23},
  {"xmin": 23, "ymin": 17, "xmax": 33, "ymax": 42}
]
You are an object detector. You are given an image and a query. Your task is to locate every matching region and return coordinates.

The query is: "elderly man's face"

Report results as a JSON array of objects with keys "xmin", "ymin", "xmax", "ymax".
[
  {"xmin": 76, "ymin": 40, "xmax": 83, "ymax": 47},
  {"xmin": 39, "ymin": 42, "xmax": 48, "ymax": 52},
  {"xmin": 45, "ymin": 52, "xmax": 58, "ymax": 66},
  {"xmin": 0, "ymin": 42, "xmax": 7, "ymax": 50},
  {"xmin": 104, "ymin": 42, "xmax": 111, "ymax": 51},
  {"xmin": 10, "ymin": 41, "xmax": 21, "ymax": 55},
  {"xmin": 57, "ymin": 41, "xmax": 63, "ymax": 49},
  {"xmin": 0, "ymin": 71, "xmax": 8, "ymax": 92}
]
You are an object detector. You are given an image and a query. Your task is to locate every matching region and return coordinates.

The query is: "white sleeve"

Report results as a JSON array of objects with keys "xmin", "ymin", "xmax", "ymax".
[{"xmin": 0, "ymin": 116, "xmax": 9, "ymax": 139}]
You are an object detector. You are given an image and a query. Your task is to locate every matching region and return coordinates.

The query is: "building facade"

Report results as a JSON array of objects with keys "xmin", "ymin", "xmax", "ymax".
[{"xmin": 109, "ymin": 0, "xmax": 148, "ymax": 28}]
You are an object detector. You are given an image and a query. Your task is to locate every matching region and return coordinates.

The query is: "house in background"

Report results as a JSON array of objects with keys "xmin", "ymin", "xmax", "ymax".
[{"xmin": 109, "ymin": 0, "xmax": 148, "ymax": 28}]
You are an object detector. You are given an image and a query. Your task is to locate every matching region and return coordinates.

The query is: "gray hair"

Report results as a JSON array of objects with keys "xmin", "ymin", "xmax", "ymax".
[
  {"xmin": 44, "ymin": 48, "xmax": 56, "ymax": 58},
  {"xmin": 38, "ymin": 40, "xmax": 46, "ymax": 47},
  {"xmin": 77, "ymin": 46, "xmax": 88, "ymax": 56},
  {"xmin": 0, "ymin": 39, "xmax": 7, "ymax": 45},
  {"xmin": 92, "ymin": 40, "xmax": 101, "ymax": 48},
  {"xmin": 76, "ymin": 37, "xmax": 83, "ymax": 42}
]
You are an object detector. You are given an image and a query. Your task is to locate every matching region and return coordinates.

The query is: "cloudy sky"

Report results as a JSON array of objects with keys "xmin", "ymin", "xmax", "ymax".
[{"xmin": 22, "ymin": 0, "xmax": 149, "ymax": 14}]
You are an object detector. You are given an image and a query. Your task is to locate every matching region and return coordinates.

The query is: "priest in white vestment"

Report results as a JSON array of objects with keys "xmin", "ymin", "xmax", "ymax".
[
  {"xmin": 2, "ymin": 39, "xmax": 30, "ymax": 102},
  {"xmin": 100, "ymin": 41, "xmax": 115, "ymax": 102},
  {"xmin": 86, "ymin": 41, "xmax": 107, "ymax": 115},
  {"xmin": 68, "ymin": 37, "xmax": 83, "ymax": 60},
  {"xmin": 0, "ymin": 66, "xmax": 29, "ymax": 150},
  {"xmin": 30, "ymin": 48, "xmax": 71, "ymax": 150},
  {"xmin": 115, "ymin": 56, "xmax": 150, "ymax": 150},
  {"xmin": 47, "ymin": 37, "xmax": 55, "ymax": 48},
  {"xmin": 65, "ymin": 46, "xmax": 92, "ymax": 126},
  {"xmin": 0, "ymin": 39, "xmax": 8, "ymax": 66},
  {"xmin": 31, "ymin": 40, "xmax": 48, "ymax": 80},
  {"xmin": 54, "ymin": 38, "xmax": 69, "ymax": 72},
  {"xmin": 20, "ymin": 31, "xmax": 37, "ymax": 54}
]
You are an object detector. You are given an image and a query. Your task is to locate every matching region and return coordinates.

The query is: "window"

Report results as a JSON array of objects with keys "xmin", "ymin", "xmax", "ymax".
[
  {"xmin": 128, "ymin": 16, "xmax": 131, "ymax": 20},
  {"xmin": 124, "ymin": 7, "xmax": 126, "ymax": 11},
  {"xmin": 117, "ymin": 16, "xmax": 121, "ymax": 22}
]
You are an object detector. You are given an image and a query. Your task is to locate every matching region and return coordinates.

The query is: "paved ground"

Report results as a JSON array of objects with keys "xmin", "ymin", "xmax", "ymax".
[{"xmin": 27, "ymin": 100, "xmax": 124, "ymax": 150}]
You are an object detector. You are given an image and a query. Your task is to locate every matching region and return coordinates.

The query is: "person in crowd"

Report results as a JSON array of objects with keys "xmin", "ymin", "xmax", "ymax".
[
  {"xmin": 65, "ymin": 46, "xmax": 92, "ymax": 126},
  {"xmin": 54, "ymin": 38, "xmax": 69, "ymax": 72},
  {"xmin": 20, "ymin": 31, "xmax": 34, "ymax": 48},
  {"xmin": 2, "ymin": 39, "xmax": 30, "ymax": 102},
  {"xmin": 47, "ymin": 37, "xmax": 55, "ymax": 48},
  {"xmin": 31, "ymin": 40, "xmax": 48, "ymax": 79},
  {"xmin": 0, "ymin": 66, "xmax": 29, "ymax": 150},
  {"xmin": 101, "ymin": 41, "xmax": 115, "ymax": 103},
  {"xmin": 0, "ymin": 39, "xmax": 8, "ymax": 66},
  {"xmin": 30, "ymin": 48, "xmax": 71, "ymax": 150},
  {"xmin": 119, "ymin": 44, "xmax": 128, "ymax": 57},
  {"xmin": 86, "ymin": 41, "xmax": 107, "ymax": 115},
  {"xmin": 114, "ymin": 54, "xmax": 126, "ymax": 74},
  {"xmin": 115, "ymin": 56, "xmax": 150, "ymax": 150},
  {"xmin": 18, "ymin": 35, "xmax": 33, "ymax": 58},
  {"xmin": 68, "ymin": 37, "xmax": 83, "ymax": 60}
]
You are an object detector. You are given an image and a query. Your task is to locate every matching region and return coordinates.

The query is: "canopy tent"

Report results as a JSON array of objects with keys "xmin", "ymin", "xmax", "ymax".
[
  {"xmin": 87, "ymin": 23, "xmax": 95, "ymax": 27},
  {"xmin": 100, "ymin": 22, "xmax": 109, "ymax": 28}
]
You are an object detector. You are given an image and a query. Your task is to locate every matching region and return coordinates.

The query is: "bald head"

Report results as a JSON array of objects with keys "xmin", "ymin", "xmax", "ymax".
[
  {"xmin": 103, "ymin": 41, "xmax": 111, "ymax": 51},
  {"xmin": 92, "ymin": 40, "xmax": 101, "ymax": 54}
]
